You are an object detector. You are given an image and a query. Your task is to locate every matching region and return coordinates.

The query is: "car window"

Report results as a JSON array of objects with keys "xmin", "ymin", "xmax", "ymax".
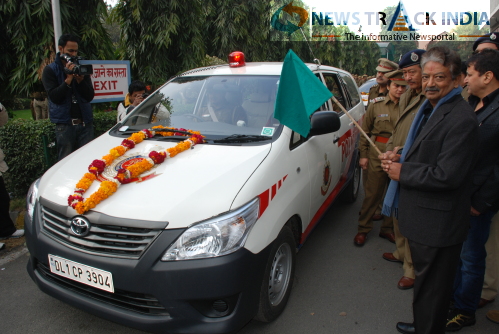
[
  {"xmin": 118, "ymin": 75, "xmax": 282, "ymax": 142},
  {"xmin": 322, "ymin": 73, "xmax": 348, "ymax": 112},
  {"xmin": 339, "ymin": 73, "xmax": 361, "ymax": 107},
  {"xmin": 314, "ymin": 74, "xmax": 329, "ymax": 112},
  {"xmin": 290, "ymin": 131, "xmax": 307, "ymax": 150}
]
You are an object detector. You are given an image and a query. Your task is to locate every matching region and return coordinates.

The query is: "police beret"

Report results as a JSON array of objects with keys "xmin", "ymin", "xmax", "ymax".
[
  {"xmin": 376, "ymin": 58, "xmax": 398, "ymax": 72},
  {"xmin": 472, "ymin": 33, "xmax": 499, "ymax": 51},
  {"xmin": 385, "ymin": 70, "xmax": 407, "ymax": 86},
  {"xmin": 399, "ymin": 49, "xmax": 426, "ymax": 69}
]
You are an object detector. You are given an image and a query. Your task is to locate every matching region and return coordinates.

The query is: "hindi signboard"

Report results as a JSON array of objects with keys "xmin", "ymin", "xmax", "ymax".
[{"xmin": 80, "ymin": 60, "xmax": 131, "ymax": 103}]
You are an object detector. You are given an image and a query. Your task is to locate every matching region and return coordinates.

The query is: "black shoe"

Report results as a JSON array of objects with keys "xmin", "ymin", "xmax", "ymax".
[
  {"xmin": 396, "ymin": 322, "xmax": 415, "ymax": 334},
  {"xmin": 446, "ymin": 309, "xmax": 476, "ymax": 331}
]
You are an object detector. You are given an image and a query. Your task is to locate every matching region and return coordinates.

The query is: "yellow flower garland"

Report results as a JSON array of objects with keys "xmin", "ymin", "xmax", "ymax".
[{"xmin": 68, "ymin": 127, "xmax": 203, "ymax": 215}]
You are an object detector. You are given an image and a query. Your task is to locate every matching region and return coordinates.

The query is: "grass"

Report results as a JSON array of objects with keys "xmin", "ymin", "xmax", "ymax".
[{"xmin": 12, "ymin": 109, "xmax": 33, "ymax": 120}]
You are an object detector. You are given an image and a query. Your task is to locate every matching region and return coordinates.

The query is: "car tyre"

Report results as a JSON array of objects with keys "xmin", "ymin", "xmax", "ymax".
[
  {"xmin": 340, "ymin": 156, "xmax": 360, "ymax": 203},
  {"xmin": 255, "ymin": 225, "xmax": 296, "ymax": 323}
]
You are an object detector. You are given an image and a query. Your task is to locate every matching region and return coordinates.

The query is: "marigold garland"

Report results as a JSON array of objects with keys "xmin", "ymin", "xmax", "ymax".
[{"xmin": 68, "ymin": 127, "xmax": 204, "ymax": 214}]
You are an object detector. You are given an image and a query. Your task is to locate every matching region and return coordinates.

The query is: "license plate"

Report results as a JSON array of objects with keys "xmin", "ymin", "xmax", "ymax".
[{"xmin": 48, "ymin": 254, "xmax": 114, "ymax": 293}]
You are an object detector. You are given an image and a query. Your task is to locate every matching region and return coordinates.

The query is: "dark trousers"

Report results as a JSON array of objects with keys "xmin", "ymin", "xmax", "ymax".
[
  {"xmin": 453, "ymin": 211, "xmax": 494, "ymax": 313},
  {"xmin": 55, "ymin": 122, "xmax": 94, "ymax": 161},
  {"xmin": 409, "ymin": 239, "xmax": 463, "ymax": 334},
  {"xmin": 0, "ymin": 176, "xmax": 16, "ymax": 237}
]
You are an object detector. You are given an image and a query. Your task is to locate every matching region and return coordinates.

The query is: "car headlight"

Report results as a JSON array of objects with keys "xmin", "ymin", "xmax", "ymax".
[
  {"xmin": 162, "ymin": 198, "xmax": 259, "ymax": 261},
  {"xmin": 26, "ymin": 178, "xmax": 41, "ymax": 221}
]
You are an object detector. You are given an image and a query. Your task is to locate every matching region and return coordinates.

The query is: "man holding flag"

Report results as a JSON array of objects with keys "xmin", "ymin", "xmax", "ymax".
[{"xmin": 382, "ymin": 47, "xmax": 479, "ymax": 334}]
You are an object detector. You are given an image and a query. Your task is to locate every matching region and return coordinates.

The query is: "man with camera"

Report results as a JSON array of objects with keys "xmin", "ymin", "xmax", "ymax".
[
  {"xmin": 117, "ymin": 80, "xmax": 147, "ymax": 123},
  {"xmin": 42, "ymin": 33, "xmax": 95, "ymax": 161}
]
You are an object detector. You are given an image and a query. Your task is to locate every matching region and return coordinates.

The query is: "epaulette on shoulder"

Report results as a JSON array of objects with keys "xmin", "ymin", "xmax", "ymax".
[
  {"xmin": 370, "ymin": 84, "xmax": 379, "ymax": 89},
  {"xmin": 369, "ymin": 96, "xmax": 385, "ymax": 104}
]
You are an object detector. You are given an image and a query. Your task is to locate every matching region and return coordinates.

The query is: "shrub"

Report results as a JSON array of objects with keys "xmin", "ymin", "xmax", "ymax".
[{"xmin": 0, "ymin": 111, "xmax": 117, "ymax": 198}]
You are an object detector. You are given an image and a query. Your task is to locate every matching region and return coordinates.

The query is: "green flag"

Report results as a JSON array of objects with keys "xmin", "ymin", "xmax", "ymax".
[{"xmin": 274, "ymin": 50, "xmax": 333, "ymax": 137}]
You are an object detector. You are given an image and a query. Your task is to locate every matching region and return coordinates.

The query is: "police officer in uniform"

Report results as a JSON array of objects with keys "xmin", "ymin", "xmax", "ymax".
[
  {"xmin": 354, "ymin": 70, "xmax": 407, "ymax": 246},
  {"xmin": 380, "ymin": 49, "xmax": 426, "ymax": 290},
  {"xmin": 368, "ymin": 58, "xmax": 399, "ymax": 106},
  {"xmin": 364, "ymin": 58, "xmax": 399, "ymax": 221}
]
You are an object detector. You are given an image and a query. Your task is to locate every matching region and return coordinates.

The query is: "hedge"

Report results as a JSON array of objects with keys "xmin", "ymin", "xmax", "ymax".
[{"xmin": 0, "ymin": 111, "xmax": 117, "ymax": 198}]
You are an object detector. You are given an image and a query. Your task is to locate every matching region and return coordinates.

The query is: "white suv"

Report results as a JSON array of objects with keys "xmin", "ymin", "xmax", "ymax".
[{"xmin": 25, "ymin": 55, "xmax": 364, "ymax": 333}]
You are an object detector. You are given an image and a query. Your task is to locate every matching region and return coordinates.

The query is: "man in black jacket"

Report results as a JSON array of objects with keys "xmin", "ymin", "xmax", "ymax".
[
  {"xmin": 42, "ymin": 34, "xmax": 95, "ymax": 161},
  {"xmin": 446, "ymin": 49, "xmax": 499, "ymax": 331},
  {"xmin": 381, "ymin": 47, "xmax": 479, "ymax": 334}
]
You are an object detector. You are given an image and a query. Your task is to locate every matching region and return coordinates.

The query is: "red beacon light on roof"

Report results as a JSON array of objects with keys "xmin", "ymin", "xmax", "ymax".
[{"xmin": 228, "ymin": 51, "xmax": 246, "ymax": 67}]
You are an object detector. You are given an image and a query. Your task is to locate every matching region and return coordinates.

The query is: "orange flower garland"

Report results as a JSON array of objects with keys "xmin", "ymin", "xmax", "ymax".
[
  {"xmin": 68, "ymin": 127, "xmax": 204, "ymax": 215},
  {"xmin": 74, "ymin": 181, "xmax": 119, "ymax": 214}
]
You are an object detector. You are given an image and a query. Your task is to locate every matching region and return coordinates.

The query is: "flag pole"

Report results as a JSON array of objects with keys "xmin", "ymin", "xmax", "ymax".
[{"xmin": 331, "ymin": 96, "xmax": 383, "ymax": 156}]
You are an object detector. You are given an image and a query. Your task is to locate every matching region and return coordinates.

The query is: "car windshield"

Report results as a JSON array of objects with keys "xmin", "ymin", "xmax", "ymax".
[{"xmin": 117, "ymin": 75, "xmax": 282, "ymax": 143}]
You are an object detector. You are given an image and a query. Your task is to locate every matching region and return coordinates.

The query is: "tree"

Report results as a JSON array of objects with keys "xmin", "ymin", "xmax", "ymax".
[
  {"xmin": 429, "ymin": 23, "xmax": 489, "ymax": 60},
  {"xmin": 0, "ymin": 0, "xmax": 114, "ymax": 104},
  {"xmin": 110, "ymin": 0, "xmax": 207, "ymax": 87},
  {"xmin": 203, "ymin": 0, "xmax": 272, "ymax": 63},
  {"xmin": 268, "ymin": 0, "xmax": 379, "ymax": 75}
]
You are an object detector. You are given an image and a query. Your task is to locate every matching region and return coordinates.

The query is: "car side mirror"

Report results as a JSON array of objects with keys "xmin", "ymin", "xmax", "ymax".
[{"xmin": 309, "ymin": 111, "xmax": 341, "ymax": 137}]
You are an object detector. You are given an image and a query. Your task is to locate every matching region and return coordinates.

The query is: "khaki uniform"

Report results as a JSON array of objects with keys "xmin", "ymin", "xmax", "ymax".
[
  {"xmin": 386, "ymin": 88, "xmax": 426, "ymax": 279},
  {"xmin": 363, "ymin": 58, "xmax": 397, "ymax": 208},
  {"xmin": 386, "ymin": 88, "xmax": 426, "ymax": 151},
  {"xmin": 364, "ymin": 84, "xmax": 388, "ymax": 193},
  {"xmin": 367, "ymin": 84, "xmax": 388, "ymax": 107},
  {"xmin": 358, "ymin": 95, "xmax": 398, "ymax": 234}
]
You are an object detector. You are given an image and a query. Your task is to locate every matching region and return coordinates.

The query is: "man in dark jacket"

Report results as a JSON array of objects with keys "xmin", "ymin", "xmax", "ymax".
[
  {"xmin": 446, "ymin": 49, "xmax": 499, "ymax": 331},
  {"xmin": 42, "ymin": 34, "xmax": 95, "ymax": 161},
  {"xmin": 381, "ymin": 47, "xmax": 479, "ymax": 334}
]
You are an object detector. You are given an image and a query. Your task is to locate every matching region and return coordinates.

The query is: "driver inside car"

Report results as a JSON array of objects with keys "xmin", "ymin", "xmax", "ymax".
[{"xmin": 203, "ymin": 84, "xmax": 248, "ymax": 125}]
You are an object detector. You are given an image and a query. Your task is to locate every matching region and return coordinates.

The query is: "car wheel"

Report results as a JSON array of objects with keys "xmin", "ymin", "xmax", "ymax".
[
  {"xmin": 340, "ymin": 156, "xmax": 360, "ymax": 203},
  {"xmin": 255, "ymin": 225, "xmax": 296, "ymax": 323}
]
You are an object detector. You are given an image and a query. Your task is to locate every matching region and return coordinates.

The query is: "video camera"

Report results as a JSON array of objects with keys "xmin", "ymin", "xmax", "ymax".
[{"xmin": 60, "ymin": 54, "xmax": 94, "ymax": 76}]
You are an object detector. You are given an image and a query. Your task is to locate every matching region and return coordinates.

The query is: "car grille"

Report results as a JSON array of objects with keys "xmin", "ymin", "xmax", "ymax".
[
  {"xmin": 41, "ymin": 205, "xmax": 161, "ymax": 259},
  {"xmin": 36, "ymin": 262, "xmax": 168, "ymax": 315}
]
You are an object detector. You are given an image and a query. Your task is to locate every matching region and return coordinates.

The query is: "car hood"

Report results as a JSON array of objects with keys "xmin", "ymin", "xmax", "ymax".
[{"xmin": 39, "ymin": 135, "xmax": 271, "ymax": 228}]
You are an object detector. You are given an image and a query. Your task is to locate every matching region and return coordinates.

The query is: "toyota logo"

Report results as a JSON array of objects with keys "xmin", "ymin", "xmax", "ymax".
[{"xmin": 70, "ymin": 216, "xmax": 91, "ymax": 237}]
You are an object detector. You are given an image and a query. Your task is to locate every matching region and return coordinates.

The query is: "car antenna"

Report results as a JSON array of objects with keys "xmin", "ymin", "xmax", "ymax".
[{"xmin": 299, "ymin": 27, "xmax": 321, "ymax": 69}]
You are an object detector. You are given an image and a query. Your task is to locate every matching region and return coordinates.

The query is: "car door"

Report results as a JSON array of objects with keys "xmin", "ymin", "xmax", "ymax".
[
  {"xmin": 321, "ymin": 71, "xmax": 360, "ymax": 181},
  {"xmin": 299, "ymin": 72, "xmax": 345, "ymax": 227},
  {"xmin": 336, "ymin": 72, "xmax": 364, "ymax": 178}
]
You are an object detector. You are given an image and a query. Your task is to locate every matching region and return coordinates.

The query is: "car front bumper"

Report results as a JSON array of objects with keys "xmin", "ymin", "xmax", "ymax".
[{"xmin": 26, "ymin": 207, "xmax": 271, "ymax": 334}]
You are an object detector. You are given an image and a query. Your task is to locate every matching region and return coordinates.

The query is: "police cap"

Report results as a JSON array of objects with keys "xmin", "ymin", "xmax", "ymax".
[
  {"xmin": 376, "ymin": 58, "xmax": 399, "ymax": 72},
  {"xmin": 472, "ymin": 33, "xmax": 499, "ymax": 52},
  {"xmin": 385, "ymin": 70, "xmax": 407, "ymax": 86},
  {"xmin": 399, "ymin": 49, "xmax": 426, "ymax": 69}
]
